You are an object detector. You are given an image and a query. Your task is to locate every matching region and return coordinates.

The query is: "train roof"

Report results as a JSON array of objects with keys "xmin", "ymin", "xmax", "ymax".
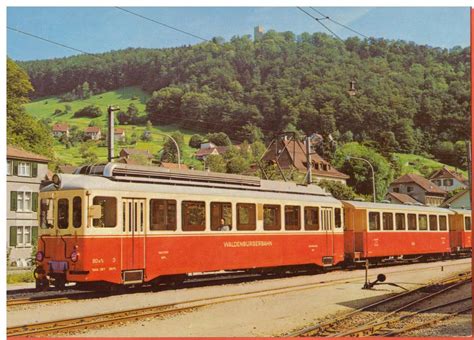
[
  {"xmin": 342, "ymin": 200, "xmax": 454, "ymax": 214},
  {"xmin": 449, "ymin": 208, "xmax": 472, "ymax": 215},
  {"xmin": 43, "ymin": 166, "xmax": 341, "ymax": 204}
]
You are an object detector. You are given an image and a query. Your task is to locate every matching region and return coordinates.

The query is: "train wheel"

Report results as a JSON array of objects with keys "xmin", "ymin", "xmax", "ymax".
[{"xmin": 35, "ymin": 278, "xmax": 49, "ymax": 292}]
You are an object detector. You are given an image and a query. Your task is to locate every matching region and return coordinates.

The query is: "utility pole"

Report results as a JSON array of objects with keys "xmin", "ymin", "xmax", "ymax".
[
  {"xmin": 306, "ymin": 135, "xmax": 312, "ymax": 185},
  {"xmin": 107, "ymin": 105, "xmax": 120, "ymax": 163}
]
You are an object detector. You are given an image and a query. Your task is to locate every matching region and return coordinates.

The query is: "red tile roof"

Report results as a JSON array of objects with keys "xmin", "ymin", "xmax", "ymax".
[
  {"xmin": 115, "ymin": 128, "xmax": 125, "ymax": 134},
  {"xmin": 7, "ymin": 145, "xmax": 50, "ymax": 163},
  {"xmin": 262, "ymin": 139, "xmax": 349, "ymax": 179},
  {"xmin": 85, "ymin": 126, "xmax": 101, "ymax": 133},
  {"xmin": 387, "ymin": 192, "xmax": 420, "ymax": 204},
  {"xmin": 160, "ymin": 162, "xmax": 189, "ymax": 170},
  {"xmin": 52, "ymin": 122, "xmax": 69, "ymax": 132},
  {"xmin": 392, "ymin": 173, "xmax": 446, "ymax": 194},
  {"xmin": 429, "ymin": 166, "xmax": 467, "ymax": 183}
]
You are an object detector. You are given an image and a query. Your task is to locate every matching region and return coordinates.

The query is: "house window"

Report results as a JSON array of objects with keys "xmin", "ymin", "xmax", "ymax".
[
  {"xmin": 407, "ymin": 186, "xmax": 414, "ymax": 193},
  {"xmin": 17, "ymin": 192, "xmax": 32, "ymax": 212},
  {"xmin": 393, "ymin": 187, "xmax": 399, "ymax": 193},
  {"xmin": 7, "ymin": 160, "xmax": 11, "ymax": 176},
  {"xmin": 16, "ymin": 226, "xmax": 31, "ymax": 246},
  {"xmin": 18, "ymin": 162, "xmax": 31, "ymax": 177},
  {"xmin": 443, "ymin": 179, "xmax": 454, "ymax": 186}
]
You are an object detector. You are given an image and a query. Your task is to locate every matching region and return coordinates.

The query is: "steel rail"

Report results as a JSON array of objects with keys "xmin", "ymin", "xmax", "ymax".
[
  {"xmin": 286, "ymin": 272, "xmax": 471, "ymax": 337},
  {"xmin": 332, "ymin": 277, "xmax": 472, "ymax": 337}
]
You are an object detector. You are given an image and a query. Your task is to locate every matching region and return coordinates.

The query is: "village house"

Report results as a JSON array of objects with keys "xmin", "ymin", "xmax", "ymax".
[
  {"xmin": 52, "ymin": 122, "xmax": 69, "ymax": 138},
  {"xmin": 388, "ymin": 173, "xmax": 447, "ymax": 207},
  {"xmin": 385, "ymin": 192, "xmax": 421, "ymax": 205},
  {"xmin": 114, "ymin": 128, "xmax": 126, "ymax": 142},
  {"xmin": 260, "ymin": 138, "xmax": 349, "ymax": 184},
  {"xmin": 441, "ymin": 189, "xmax": 471, "ymax": 210},
  {"xmin": 7, "ymin": 145, "xmax": 50, "ymax": 267},
  {"xmin": 195, "ymin": 142, "xmax": 235, "ymax": 161},
  {"xmin": 84, "ymin": 126, "xmax": 102, "ymax": 140},
  {"xmin": 429, "ymin": 167, "xmax": 468, "ymax": 192}
]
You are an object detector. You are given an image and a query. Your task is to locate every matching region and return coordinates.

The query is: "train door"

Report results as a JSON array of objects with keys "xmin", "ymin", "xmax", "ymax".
[
  {"xmin": 122, "ymin": 198, "xmax": 146, "ymax": 274},
  {"xmin": 321, "ymin": 207, "xmax": 334, "ymax": 264}
]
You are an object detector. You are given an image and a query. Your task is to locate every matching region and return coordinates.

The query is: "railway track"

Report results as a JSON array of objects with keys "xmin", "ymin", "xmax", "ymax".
[
  {"xmin": 7, "ymin": 259, "xmax": 469, "ymax": 308},
  {"xmin": 286, "ymin": 272, "xmax": 471, "ymax": 337}
]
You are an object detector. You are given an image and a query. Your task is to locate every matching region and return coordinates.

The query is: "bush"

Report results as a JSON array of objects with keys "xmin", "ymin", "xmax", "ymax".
[
  {"xmin": 189, "ymin": 134, "xmax": 205, "ymax": 148},
  {"xmin": 73, "ymin": 105, "xmax": 102, "ymax": 118}
]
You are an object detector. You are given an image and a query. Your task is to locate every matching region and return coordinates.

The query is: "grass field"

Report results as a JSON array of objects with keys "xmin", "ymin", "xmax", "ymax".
[
  {"xmin": 393, "ymin": 153, "xmax": 468, "ymax": 178},
  {"xmin": 25, "ymin": 87, "xmax": 202, "ymax": 167}
]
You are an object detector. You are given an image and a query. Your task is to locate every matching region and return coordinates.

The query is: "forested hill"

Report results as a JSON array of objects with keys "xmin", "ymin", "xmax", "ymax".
[{"xmin": 18, "ymin": 31, "xmax": 470, "ymax": 161}]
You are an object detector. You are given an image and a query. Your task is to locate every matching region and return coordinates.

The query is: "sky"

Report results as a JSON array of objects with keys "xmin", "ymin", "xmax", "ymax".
[{"xmin": 6, "ymin": 7, "xmax": 471, "ymax": 61}]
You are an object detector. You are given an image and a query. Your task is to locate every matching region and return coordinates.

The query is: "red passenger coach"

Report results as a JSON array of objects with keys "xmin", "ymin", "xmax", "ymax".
[
  {"xmin": 35, "ymin": 163, "xmax": 345, "ymax": 290},
  {"xmin": 343, "ymin": 201, "xmax": 452, "ymax": 262},
  {"xmin": 449, "ymin": 209, "xmax": 472, "ymax": 253}
]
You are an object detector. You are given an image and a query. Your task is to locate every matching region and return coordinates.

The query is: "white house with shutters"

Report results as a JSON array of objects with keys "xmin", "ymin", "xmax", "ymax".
[{"xmin": 7, "ymin": 145, "xmax": 49, "ymax": 267}]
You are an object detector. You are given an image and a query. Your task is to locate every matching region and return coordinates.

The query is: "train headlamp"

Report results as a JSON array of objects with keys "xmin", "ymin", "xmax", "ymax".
[
  {"xmin": 70, "ymin": 250, "xmax": 79, "ymax": 263},
  {"xmin": 35, "ymin": 251, "xmax": 44, "ymax": 262},
  {"xmin": 52, "ymin": 174, "xmax": 61, "ymax": 188}
]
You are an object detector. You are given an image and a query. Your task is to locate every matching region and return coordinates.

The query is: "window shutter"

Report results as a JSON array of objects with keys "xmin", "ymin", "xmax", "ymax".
[
  {"xmin": 9, "ymin": 226, "xmax": 17, "ymax": 247},
  {"xmin": 13, "ymin": 160, "xmax": 18, "ymax": 176},
  {"xmin": 31, "ymin": 226, "xmax": 38, "ymax": 244},
  {"xmin": 31, "ymin": 162, "xmax": 38, "ymax": 177},
  {"xmin": 10, "ymin": 191, "xmax": 17, "ymax": 211},
  {"xmin": 32, "ymin": 192, "xmax": 38, "ymax": 212}
]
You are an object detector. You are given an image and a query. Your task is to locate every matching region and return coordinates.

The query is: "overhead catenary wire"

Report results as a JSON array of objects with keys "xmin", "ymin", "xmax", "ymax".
[
  {"xmin": 296, "ymin": 7, "xmax": 344, "ymax": 42},
  {"xmin": 115, "ymin": 7, "xmax": 209, "ymax": 42},
  {"xmin": 309, "ymin": 7, "xmax": 369, "ymax": 39}
]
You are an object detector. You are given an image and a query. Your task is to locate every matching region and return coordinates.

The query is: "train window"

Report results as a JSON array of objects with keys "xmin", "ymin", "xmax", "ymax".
[
  {"xmin": 211, "ymin": 202, "xmax": 232, "ymax": 231},
  {"xmin": 58, "ymin": 198, "xmax": 69, "ymax": 229},
  {"xmin": 263, "ymin": 205, "xmax": 281, "ymax": 231},
  {"xmin": 395, "ymin": 213, "xmax": 405, "ymax": 230},
  {"xmin": 418, "ymin": 215, "xmax": 428, "ymax": 230},
  {"xmin": 122, "ymin": 202, "xmax": 126, "ymax": 232},
  {"xmin": 237, "ymin": 203, "xmax": 256, "ymax": 231},
  {"xmin": 429, "ymin": 215, "xmax": 438, "ymax": 231},
  {"xmin": 150, "ymin": 199, "xmax": 177, "ymax": 231},
  {"xmin": 304, "ymin": 207, "xmax": 319, "ymax": 230},
  {"xmin": 73, "ymin": 197, "xmax": 82, "ymax": 228},
  {"xmin": 465, "ymin": 216, "xmax": 471, "ymax": 231},
  {"xmin": 285, "ymin": 206, "xmax": 301, "ymax": 230},
  {"xmin": 92, "ymin": 197, "xmax": 117, "ymax": 228},
  {"xmin": 382, "ymin": 212, "xmax": 394, "ymax": 230},
  {"xmin": 182, "ymin": 201, "xmax": 206, "ymax": 231},
  {"xmin": 40, "ymin": 198, "xmax": 54, "ymax": 229},
  {"xmin": 407, "ymin": 214, "xmax": 417, "ymax": 230},
  {"xmin": 368, "ymin": 212, "xmax": 380, "ymax": 231},
  {"xmin": 439, "ymin": 216, "xmax": 447, "ymax": 231},
  {"xmin": 335, "ymin": 208, "xmax": 342, "ymax": 229}
]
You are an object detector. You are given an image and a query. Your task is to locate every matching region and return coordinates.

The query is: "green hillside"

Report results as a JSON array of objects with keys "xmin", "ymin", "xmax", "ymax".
[
  {"xmin": 25, "ymin": 87, "xmax": 201, "ymax": 167},
  {"xmin": 393, "ymin": 153, "xmax": 468, "ymax": 178}
]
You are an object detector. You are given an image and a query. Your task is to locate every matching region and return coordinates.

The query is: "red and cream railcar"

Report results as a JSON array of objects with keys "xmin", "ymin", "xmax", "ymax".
[
  {"xmin": 342, "ymin": 201, "xmax": 452, "ymax": 262},
  {"xmin": 35, "ymin": 163, "xmax": 344, "ymax": 289},
  {"xmin": 449, "ymin": 209, "xmax": 472, "ymax": 253}
]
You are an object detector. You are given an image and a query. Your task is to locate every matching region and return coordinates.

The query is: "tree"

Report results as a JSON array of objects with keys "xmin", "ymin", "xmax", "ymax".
[
  {"xmin": 127, "ymin": 103, "xmax": 139, "ymax": 123},
  {"xmin": 79, "ymin": 141, "xmax": 99, "ymax": 164},
  {"xmin": 318, "ymin": 180, "xmax": 357, "ymax": 200},
  {"xmin": 73, "ymin": 105, "xmax": 102, "ymax": 118},
  {"xmin": 189, "ymin": 134, "xmax": 205, "ymax": 148},
  {"xmin": 333, "ymin": 142, "xmax": 394, "ymax": 201},
  {"xmin": 82, "ymin": 81, "xmax": 91, "ymax": 99},
  {"xmin": 146, "ymin": 86, "xmax": 184, "ymax": 124},
  {"xmin": 7, "ymin": 58, "xmax": 54, "ymax": 158},
  {"xmin": 205, "ymin": 154, "xmax": 226, "ymax": 172},
  {"xmin": 206, "ymin": 132, "xmax": 232, "ymax": 146},
  {"xmin": 160, "ymin": 132, "xmax": 184, "ymax": 163}
]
